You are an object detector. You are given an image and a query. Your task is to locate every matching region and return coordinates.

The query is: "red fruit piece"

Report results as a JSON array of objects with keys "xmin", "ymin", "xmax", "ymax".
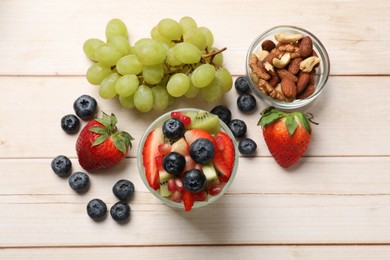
[
  {"xmin": 193, "ymin": 191, "xmax": 208, "ymax": 201},
  {"xmin": 181, "ymin": 115, "xmax": 191, "ymax": 127},
  {"xmin": 171, "ymin": 111, "xmax": 183, "ymax": 120},
  {"xmin": 258, "ymin": 107, "xmax": 316, "ymax": 168},
  {"xmin": 170, "ymin": 190, "xmax": 182, "ymax": 203},
  {"xmin": 155, "ymin": 155, "xmax": 163, "ymax": 170},
  {"xmin": 76, "ymin": 113, "xmax": 133, "ymax": 171},
  {"xmin": 215, "ymin": 132, "xmax": 235, "ymax": 172},
  {"xmin": 185, "ymin": 129, "xmax": 231, "ymax": 180},
  {"xmin": 168, "ymin": 178, "xmax": 176, "ymax": 192},
  {"xmin": 182, "ymin": 188, "xmax": 194, "ymax": 211},
  {"xmin": 158, "ymin": 143, "xmax": 171, "ymax": 156},
  {"xmin": 208, "ymin": 182, "xmax": 225, "ymax": 196},
  {"xmin": 142, "ymin": 128, "xmax": 165, "ymax": 190}
]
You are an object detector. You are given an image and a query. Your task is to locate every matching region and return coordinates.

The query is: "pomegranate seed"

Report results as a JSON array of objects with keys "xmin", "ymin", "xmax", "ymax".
[
  {"xmin": 155, "ymin": 155, "xmax": 163, "ymax": 170},
  {"xmin": 181, "ymin": 115, "xmax": 191, "ymax": 127},
  {"xmin": 219, "ymin": 174, "xmax": 230, "ymax": 183},
  {"xmin": 175, "ymin": 178, "xmax": 183, "ymax": 191},
  {"xmin": 171, "ymin": 111, "xmax": 183, "ymax": 119},
  {"xmin": 170, "ymin": 190, "xmax": 182, "ymax": 202},
  {"xmin": 158, "ymin": 143, "xmax": 171, "ymax": 155},
  {"xmin": 215, "ymin": 136, "xmax": 225, "ymax": 151},
  {"xmin": 168, "ymin": 178, "xmax": 176, "ymax": 192},
  {"xmin": 193, "ymin": 191, "xmax": 208, "ymax": 201},
  {"xmin": 208, "ymin": 184, "xmax": 223, "ymax": 196}
]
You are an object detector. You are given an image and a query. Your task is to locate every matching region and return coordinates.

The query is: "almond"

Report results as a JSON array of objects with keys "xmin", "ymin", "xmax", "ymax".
[
  {"xmin": 299, "ymin": 36, "xmax": 313, "ymax": 58},
  {"xmin": 297, "ymin": 84, "xmax": 315, "ymax": 99},
  {"xmin": 281, "ymin": 77, "xmax": 296, "ymax": 99},
  {"xmin": 277, "ymin": 69, "xmax": 298, "ymax": 83},
  {"xmin": 296, "ymin": 72, "xmax": 310, "ymax": 94},
  {"xmin": 288, "ymin": 58, "xmax": 302, "ymax": 75},
  {"xmin": 261, "ymin": 40, "xmax": 276, "ymax": 52}
]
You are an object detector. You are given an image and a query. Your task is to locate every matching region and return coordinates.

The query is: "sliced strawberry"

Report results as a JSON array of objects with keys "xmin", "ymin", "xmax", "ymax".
[
  {"xmin": 184, "ymin": 129, "xmax": 231, "ymax": 179},
  {"xmin": 215, "ymin": 132, "xmax": 235, "ymax": 172},
  {"xmin": 142, "ymin": 128, "xmax": 165, "ymax": 190},
  {"xmin": 182, "ymin": 188, "xmax": 194, "ymax": 211}
]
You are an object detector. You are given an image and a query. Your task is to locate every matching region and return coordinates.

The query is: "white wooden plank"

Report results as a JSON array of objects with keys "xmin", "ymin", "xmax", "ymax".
[
  {"xmin": 2, "ymin": 246, "xmax": 390, "ymax": 260},
  {"xmin": 0, "ymin": 0, "xmax": 389, "ymax": 75},
  {"xmin": 0, "ymin": 76, "xmax": 389, "ymax": 158}
]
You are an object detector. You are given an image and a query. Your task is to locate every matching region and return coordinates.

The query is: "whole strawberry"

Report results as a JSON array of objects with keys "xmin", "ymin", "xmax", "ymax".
[
  {"xmin": 258, "ymin": 107, "xmax": 317, "ymax": 168},
  {"xmin": 76, "ymin": 113, "xmax": 133, "ymax": 171}
]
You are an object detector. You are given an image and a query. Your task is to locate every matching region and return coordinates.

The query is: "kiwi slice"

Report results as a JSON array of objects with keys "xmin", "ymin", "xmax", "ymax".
[
  {"xmin": 159, "ymin": 182, "xmax": 171, "ymax": 197},
  {"xmin": 189, "ymin": 111, "xmax": 220, "ymax": 134},
  {"xmin": 159, "ymin": 170, "xmax": 173, "ymax": 197}
]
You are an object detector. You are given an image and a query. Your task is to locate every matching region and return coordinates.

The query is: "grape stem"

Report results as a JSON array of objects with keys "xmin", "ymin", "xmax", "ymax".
[{"xmin": 202, "ymin": 47, "xmax": 227, "ymax": 59}]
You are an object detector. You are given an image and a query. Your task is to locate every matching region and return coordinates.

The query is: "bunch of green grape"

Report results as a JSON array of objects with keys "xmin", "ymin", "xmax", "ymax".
[{"xmin": 83, "ymin": 17, "xmax": 233, "ymax": 112}]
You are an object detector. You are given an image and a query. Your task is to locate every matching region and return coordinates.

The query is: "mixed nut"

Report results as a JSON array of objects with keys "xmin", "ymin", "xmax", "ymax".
[{"xmin": 249, "ymin": 32, "xmax": 320, "ymax": 102}]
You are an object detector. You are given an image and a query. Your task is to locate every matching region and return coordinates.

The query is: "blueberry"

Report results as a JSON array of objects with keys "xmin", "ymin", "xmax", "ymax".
[
  {"xmin": 163, "ymin": 152, "xmax": 186, "ymax": 176},
  {"xmin": 234, "ymin": 76, "xmax": 250, "ymax": 93},
  {"xmin": 162, "ymin": 118, "xmax": 184, "ymax": 139},
  {"xmin": 210, "ymin": 105, "xmax": 231, "ymax": 125},
  {"xmin": 73, "ymin": 95, "xmax": 97, "ymax": 121},
  {"xmin": 51, "ymin": 155, "xmax": 72, "ymax": 177},
  {"xmin": 68, "ymin": 172, "xmax": 90, "ymax": 192},
  {"xmin": 238, "ymin": 138, "xmax": 257, "ymax": 155},
  {"xmin": 189, "ymin": 138, "xmax": 215, "ymax": 164},
  {"xmin": 110, "ymin": 201, "xmax": 130, "ymax": 222},
  {"xmin": 228, "ymin": 119, "xmax": 247, "ymax": 138},
  {"xmin": 87, "ymin": 199, "xmax": 107, "ymax": 220},
  {"xmin": 61, "ymin": 114, "xmax": 80, "ymax": 134},
  {"xmin": 237, "ymin": 93, "xmax": 257, "ymax": 112},
  {"xmin": 112, "ymin": 179, "xmax": 135, "ymax": 201},
  {"xmin": 182, "ymin": 169, "xmax": 206, "ymax": 193}
]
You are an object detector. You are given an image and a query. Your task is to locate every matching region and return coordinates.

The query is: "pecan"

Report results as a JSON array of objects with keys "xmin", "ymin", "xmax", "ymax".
[
  {"xmin": 278, "ymin": 43, "xmax": 299, "ymax": 53},
  {"xmin": 249, "ymin": 54, "xmax": 271, "ymax": 80},
  {"xmin": 296, "ymin": 72, "xmax": 310, "ymax": 94},
  {"xmin": 263, "ymin": 52, "xmax": 277, "ymax": 64}
]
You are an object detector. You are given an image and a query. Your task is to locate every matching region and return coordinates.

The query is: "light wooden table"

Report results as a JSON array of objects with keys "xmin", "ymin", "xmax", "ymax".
[{"xmin": 1, "ymin": 0, "xmax": 390, "ymax": 259}]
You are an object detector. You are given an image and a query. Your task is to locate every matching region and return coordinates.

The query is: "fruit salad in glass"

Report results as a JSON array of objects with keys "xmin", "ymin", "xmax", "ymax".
[{"xmin": 138, "ymin": 108, "xmax": 239, "ymax": 211}]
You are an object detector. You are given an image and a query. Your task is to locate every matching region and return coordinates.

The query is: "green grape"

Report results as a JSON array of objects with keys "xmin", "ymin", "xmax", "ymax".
[
  {"xmin": 179, "ymin": 16, "xmax": 197, "ymax": 34},
  {"xmin": 166, "ymin": 47, "xmax": 182, "ymax": 66},
  {"xmin": 150, "ymin": 26, "xmax": 171, "ymax": 45},
  {"xmin": 199, "ymin": 27, "xmax": 214, "ymax": 49},
  {"xmin": 152, "ymin": 85, "xmax": 169, "ymax": 110},
  {"xmin": 157, "ymin": 18, "xmax": 183, "ymax": 41},
  {"xmin": 215, "ymin": 67, "xmax": 233, "ymax": 93},
  {"xmin": 191, "ymin": 64, "xmax": 215, "ymax": 88},
  {"xmin": 134, "ymin": 85, "xmax": 153, "ymax": 112},
  {"xmin": 184, "ymin": 77, "xmax": 200, "ymax": 98},
  {"xmin": 83, "ymin": 38, "xmax": 104, "ymax": 61},
  {"xmin": 167, "ymin": 73, "xmax": 190, "ymax": 97},
  {"xmin": 86, "ymin": 63, "xmax": 112, "ymax": 85},
  {"xmin": 209, "ymin": 47, "xmax": 223, "ymax": 66},
  {"xmin": 105, "ymin": 18, "xmax": 128, "ymax": 40},
  {"xmin": 134, "ymin": 39, "xmax": 167, "ymax": 65},
  {"xmin": 116, "ymin": 55, "xmax": 143, "ymax": 75},
  {"xmin": 115, "ymin": 74, "xmax": 139, "ymax": 97},
  {"xmin": 143, "ymin": 64, "xmax": 164, "ymax": 84},
  {"xmin": 119, "ymin": 94, "xmax": 135, "ymax": 109},
  {"xmin": 99, "ymin": 73, "xmax": 120, "ymax": 99},
  {"xmin": 95, "ymin": 43, "xmax": 123, "ymax": 67},
  {"xmin": 201, "ymin": 79, "xmax": 223, "ymax": 102},
  {"xmin": 174, "ymin": 42, "xmax": 201, "ymax": 64},
  {"xmin": 183, "ymin": 28, "xmax": 206, "ymax": 50},
  {"xmin": 108, "ymin": 35, "xmax": 131, "ymax": 55}
]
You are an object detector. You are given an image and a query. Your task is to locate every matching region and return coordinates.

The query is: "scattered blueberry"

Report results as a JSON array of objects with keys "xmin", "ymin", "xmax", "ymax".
[
  {"xmin": 51, "ymin": 155, "xmax": 72, "ymax": 177},
  {"xmin": 86, "ymin": 198, "xmax": 107, "ymax": 220},
  {"xmin": 163, "ymin": 152, "xmax": 186, "ymax": 176},
  {"xmin": 68, "ymin": 171, "xmax": 90, "ymax": 192},
  {"xmin": 237, "ymin": 93, "xmax": 257, "ymax": 112},
  {"xmin": 238, "ymin": 138, "xmax": 257, "ymax": 155},
  {"xmin": 228, "ymin": 119, "xmax": 247, "ymax": 138},
  {"xmin": 210, "ymin": 105, "xmax": 231, "ymax": 125},
  {"xmin": 61, "ymin": 114, "xmax": 80, "ymax": 134},
  {"xmin": 162, "ymin": 118, "xmax": 184, "ymax": 139},
  {"xmin": 73, "ymin": 94, "xmax": 97, "ymax": 121},
  {"xmin": 234, "ymin": 76, "xmax": 250, "ymax": 93},
  {"xmin": 112, "ymin": 179, "xmax": 135, "ymax": 201},
  {"xmin": 182, "ymin": 169, "xmax": 206, "ymax": 193},
  {"xmin": 110, "ymin": 201, "xmax": 130, "ymax": 222},
  {"xmin": 189, "ymin": 138, "xmax": 215, "ymax": 164}
]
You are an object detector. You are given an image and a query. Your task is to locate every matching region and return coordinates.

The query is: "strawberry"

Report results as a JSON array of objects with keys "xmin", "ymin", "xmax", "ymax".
[
  {"xmin": 215, "ymin": 132, "xmax": 235, "ymax": 173},
  {"xmin": 142, "ymin": 127, "xmax": 165, "ymax": 190},
  {"xmin": 76, "ymin": 113, "xmax": 133, "ymax": 171},
  {"xmin": 184, "ymin": 129, "xmax": 231, "ymax": 180},
  {"xmin": 258, "ymin": 107, "xmax": 318, "ymax": 168},
  {"xmin": 181, "ymin": 188, "xmax": 194, "ymax": 211}
]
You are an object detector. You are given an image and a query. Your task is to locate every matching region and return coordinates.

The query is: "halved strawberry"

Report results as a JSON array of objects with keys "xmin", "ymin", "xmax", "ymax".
[
  {"xmin": 215, "ymin": 132, "xmax": 235, "ymax": 173},
  {"xmin": 182, "ymin": 188, "xmax": 194, "ymax": 211},
  {"xmin": 184, "ymin": 129, "xmax": 231, "ymax": 180},
  {"xmin": 142, "ymin": 128, "xmax": 165, "ymax": 190}
]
